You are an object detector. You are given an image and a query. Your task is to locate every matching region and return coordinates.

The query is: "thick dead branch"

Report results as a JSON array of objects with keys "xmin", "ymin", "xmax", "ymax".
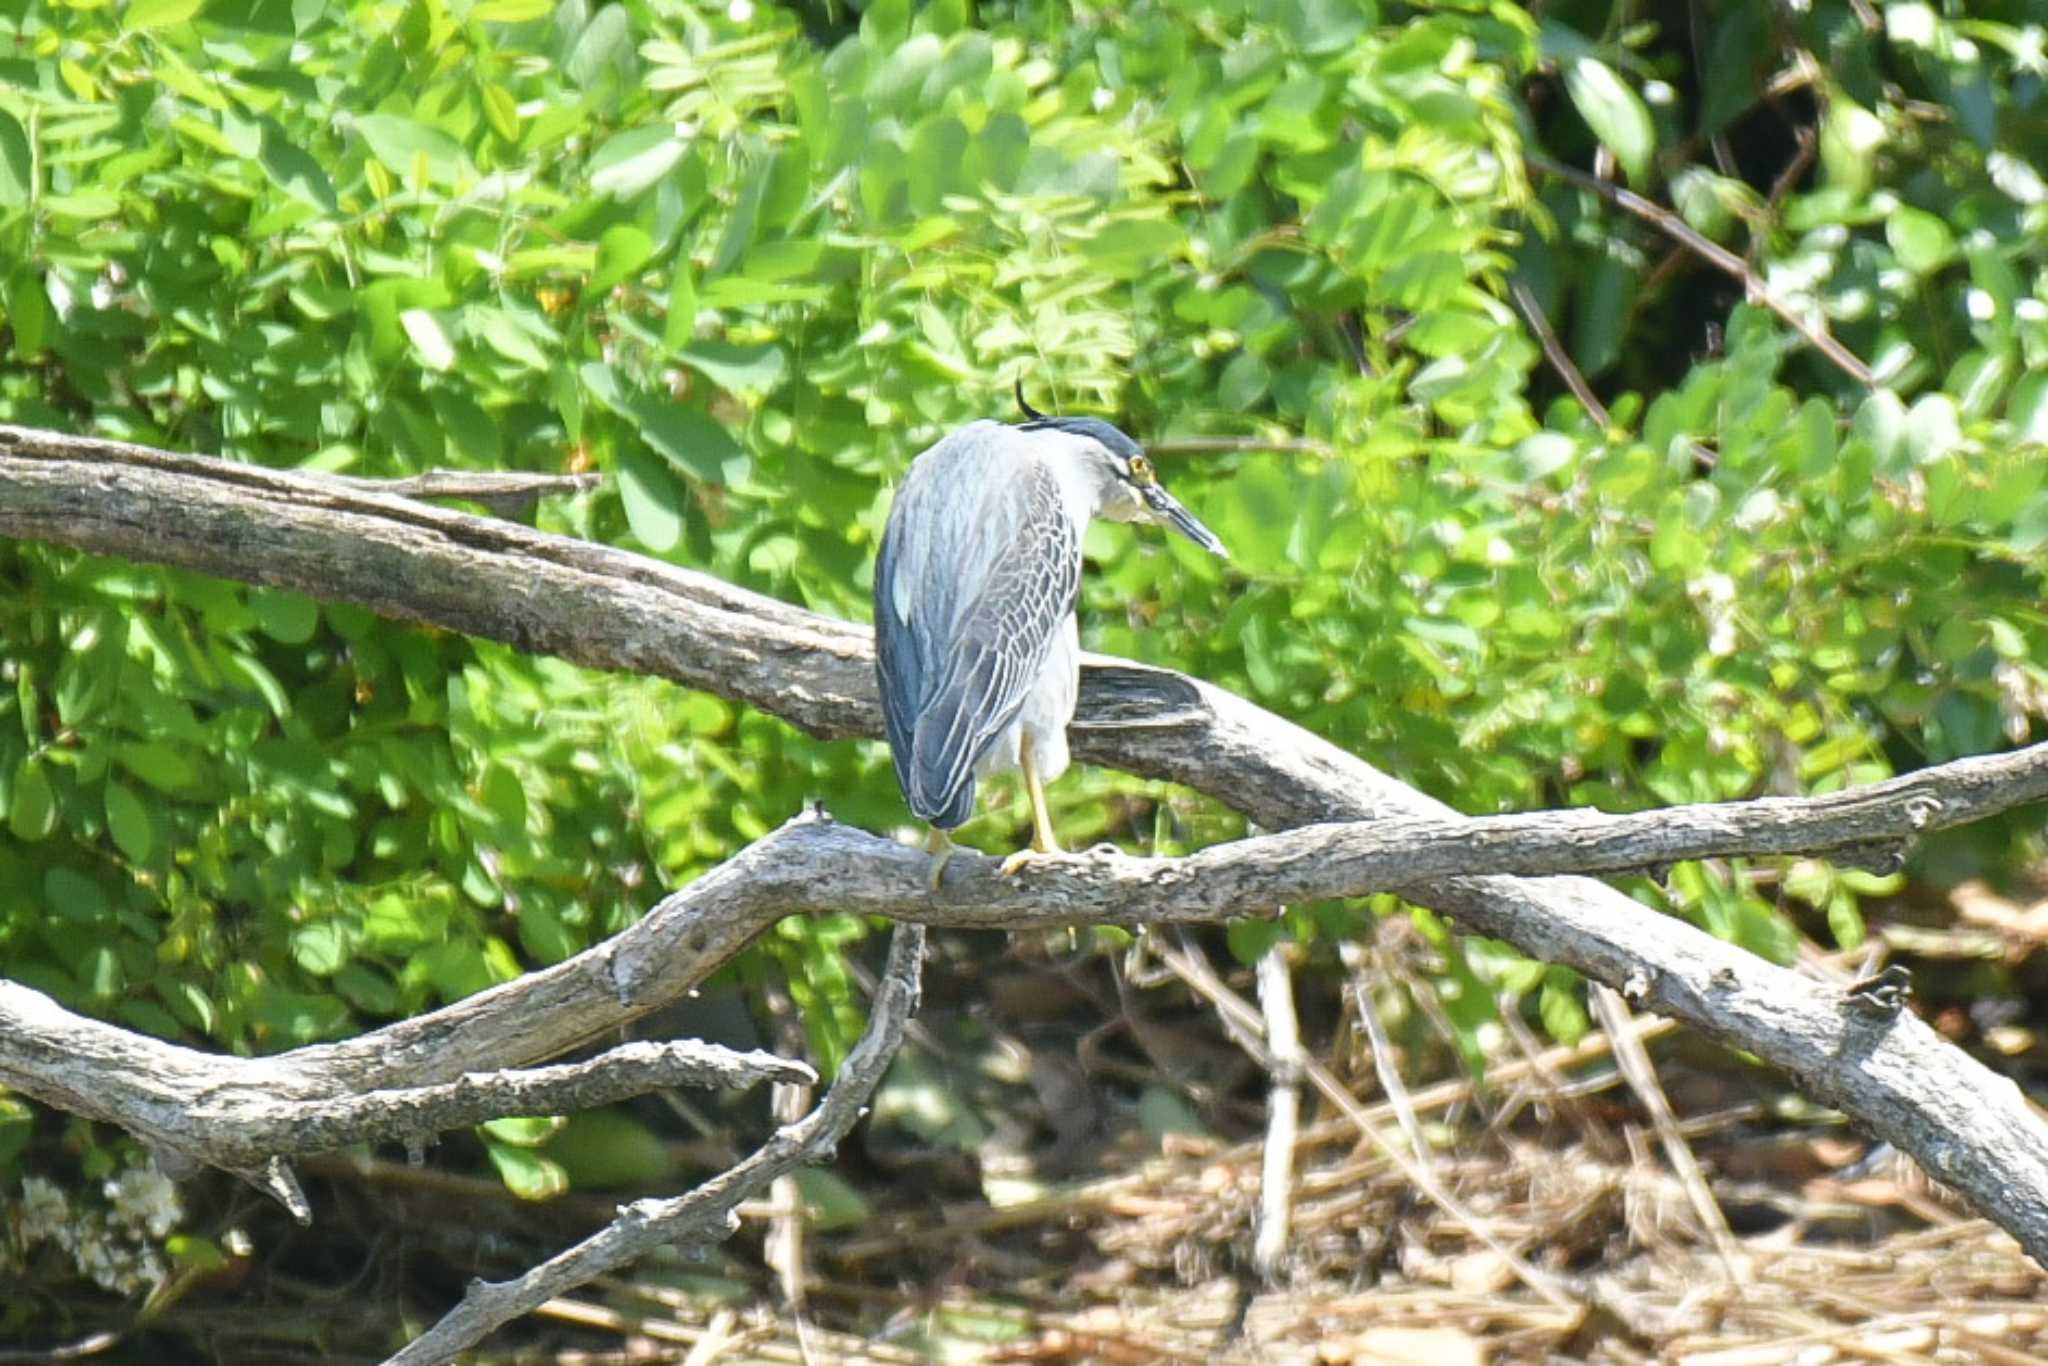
[
  {"xmin": 0, "ymin": 975, "xmax": 804, "ymax": 1193},
  {"xmin": 4, "ymin": 424, "xmax": 2048, "ymax": 1275},
  {"xmin": 385, "ymin": 923, "xmax": 925, "ymax": 1366}
]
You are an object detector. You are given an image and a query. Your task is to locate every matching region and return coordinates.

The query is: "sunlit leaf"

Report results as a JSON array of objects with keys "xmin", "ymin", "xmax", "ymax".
[
  {"xmin": 1564, "ymin": 56, "xmax": 1654, "ymax": 185},
  {"xmin": 400, "ymin": 308, "xmax": 457, "ymax": 371},
  {"xmin": 1886, "ymin": 205, "xmax": 1956, "ymax": 275},
  {"xmin": 588, "ymin": 124, "xmax": 686, "ymax": 199},
  {"xmin": 590, "ymin": 223, "xmax": 655, "ymax": 292},
  {"xmin": 353, "ymin": 113, "xmax": 472, "ymax": 185},
  {"xmin": 484, "ymin": 1140, "xmax": 570, "ymax": 1200},
  {"xmin": 124, "ymin": 0, "xmax": 205, "ymax": 30}
]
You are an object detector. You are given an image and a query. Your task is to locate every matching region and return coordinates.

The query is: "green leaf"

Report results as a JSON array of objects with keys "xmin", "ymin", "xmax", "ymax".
[
  {"xmin": 259, "ymin": 121, "xmax": 338, "ymax": 212},
  {"xmin": 793, "ymin": 1167, "xmax": 872, "ymax": 1231},
  {"xmin": 10, "ymin": 269, "xmax": 49, "ymax": 360},
  {"xmin": 428, "ymin": 387, "xmax": 504, "ymax": 466},
  {"xmin": 0, "ymin": 1097, "xmax": 34, "ymax": 1170},
  {"xmin": 117, "ymin": 741, "xmax": 199, "ymax": 794},
  {"xmin": 564, "ymin": 3, "xmax": 634, "ymax": 89},
  {"xmin": 1081, "ymin": 217, "xmax": 1182, "ymax": 266},
  {"xmin": 1539, "ymin": 968, "xmax": 1589, "ymax": 1044},
  {"xmin": 0, "ymin": 110, "xmax": 30, "ymax": 208},
  {"xmin": 545, "ymin": 1111, "xmax": 673, "ymax": 1188},
  {"xmin": 104, "ymin": 780, "xmax": 153, "ymax": 862},
  {"xmin": 45, "ymin": 868, "xmax": 107, "ymax": 922},
  {"xmin": 126, "ymin": 0, "xmax": 205, "ymax": 30},
  {"xmin": 401, "ymin": 309, "xmax": 457, "ymax": 370},
  {"xmin": 83, "ymin": 945, "xmax": 123, "ymax": 1000},
  {"xmin": 8, "ymin": 759, "xmax": 54, "ymax": 842},
  {"xmin": 1226, "ymin": 918, "xmax": 1283, "ymax": 965},
  {"xmin": 161, "ymin": 980, "xmax": 216, "ymax": 1034},
  {"xmin": 1885, "ymin": 205, "xmax": 1955, "ymax": 275},
  {"xmin": 252, "ymin": 590, "xmax": 320, "ymax": 644},
  {"xmin": 673, "ymin": 341, "xmax": 786, "ymax": 393},
  {"xmin": 471, "ymin": 0, "xmax": 550, "ymax": 19},
  {"xmin": 227, "ymin": 650, "xmax": 292, "ymax": 718},
  {"xmin": 165, "ymin": 1235, "xmax": 228, "ymax": 1273},
  {"xmin": 353, "ymin": 113, "xmax": 472, "ymax": 186},
  {"xmin": 517, "ymin": 900, "xmax": 580, "ymax": 964},
  {"xmin": 482, "ymin": 1115, "xmax": 564, "ymax": 1146},
  {"xmin": 1217, "ymin": 352, "xmax": 1271, "ymax": 410},
  {"xmin": 590, "ymin": 224, "xmax": 655, "ymax": 292},
  {"xmin": 588, "ymin": 125, "xmax": 686, "ymax": 200},
  {"xmin": 484, "ymin": 1138, "xmax": 569, "ymax": 1200},
  {"xmin": 626, "ymin": 396, "xmax": 749, "ymax": 486},
  {"xmin": 1904, "ymin": 394, "xmax": 1961, "ymax": 464},
  {"xmin": 470, "ymin": 305, "xmax": 555, "ymax": 371},
  {"xmin": 291, "ymin": 922, "xmax": 351, "ymax": 975},
  {"xmin": 481, "ymin": 83, "xmax": 521, "ymax": 143},
  {"xmin": 616, "ymin": 445, "xmax": 684, "ymax": 551},
  {"xmin": 1564, "ymin": 56, "xmax": 1654, "ymax": 185}
]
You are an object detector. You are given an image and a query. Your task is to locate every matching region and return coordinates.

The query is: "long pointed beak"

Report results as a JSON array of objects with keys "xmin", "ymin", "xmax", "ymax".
[{"xmin": 1144, "ymin": 484, "xmax": 1229, "ymax": 559}]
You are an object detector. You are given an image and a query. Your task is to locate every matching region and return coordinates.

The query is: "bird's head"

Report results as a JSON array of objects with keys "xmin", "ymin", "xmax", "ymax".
[{"xmin": 1015, "ymin": 407, "xmax": 1229, "ymax": 559}]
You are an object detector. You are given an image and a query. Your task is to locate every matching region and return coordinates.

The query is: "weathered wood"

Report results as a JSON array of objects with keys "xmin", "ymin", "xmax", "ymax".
[{"xmin": 4, "ymin": 421, "xmax": 2048, "ymax": 1274}]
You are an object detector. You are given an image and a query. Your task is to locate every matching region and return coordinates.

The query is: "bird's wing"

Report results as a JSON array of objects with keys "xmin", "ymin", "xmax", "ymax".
[
  {"xmin": 875, "ymin": 431, "xmax": 1081, "ymax": 826},
  {"xmin": 874, "ymin": 492, "xmax": 925, "ymax": 798}
]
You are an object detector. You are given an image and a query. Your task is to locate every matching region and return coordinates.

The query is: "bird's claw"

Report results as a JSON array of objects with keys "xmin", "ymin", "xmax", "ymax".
[{"xmin": 998, "ymin": 849, "xmax": 1039, "ymax": 877}]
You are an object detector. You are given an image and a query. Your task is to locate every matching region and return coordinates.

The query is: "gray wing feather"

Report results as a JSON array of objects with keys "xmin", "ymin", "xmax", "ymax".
[{"xmin": 874, "ymin": 424, "xmax": 1081, "ymax": 826}]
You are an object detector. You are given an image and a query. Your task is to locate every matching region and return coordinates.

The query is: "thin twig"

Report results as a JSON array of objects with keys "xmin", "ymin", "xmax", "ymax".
[
  {"xmin": 1152, "ymin": 936, "xmax": 1577, "ymax": 1309},
  {"xmin": 1528, "ymin": 153, "xmax": 1876, "ymax": 388},
  {"xmin": 1492, "ymin": 993, "xmax": 1625, "ymax": 1159},
  {"xmin": 1339, "ymin": 941, "xmax": 1433, "ymax": 1166},
  {"xmin": 1765, "ymin": 126, "xmax": 1820, "ymax": 220},
  {"xmin": 1253, "ymin": 941, "xmax": 1303, "ymax": 1282},
  {"xmin": 766, "ymin": 1088, "xmax": 810, "ymax": 1310},
  {"xmin": 383, "ymin": 923, "xmax": 926, "ymax": 1366},
  {"xmin": 1588, "ymin": 984, "xmax": 1747, "ymax": 1281},
  {"xmin": 1509, "ymin": 280, "xmax": 1612, "ymax": 428},
  {"xmin": 825, "ymin": 1010, "xmax": 1687, "ymax": 1266}
]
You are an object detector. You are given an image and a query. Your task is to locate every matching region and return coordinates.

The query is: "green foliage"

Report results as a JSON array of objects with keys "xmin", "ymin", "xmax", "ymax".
[{"xmin": 1, "ymin": 0, "xmax": 2047, "ymax": 1238}]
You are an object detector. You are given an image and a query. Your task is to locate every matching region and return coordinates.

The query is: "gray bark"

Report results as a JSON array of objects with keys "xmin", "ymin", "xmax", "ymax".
[{"xmin": 3, "ymin": 422, "xmax": 2046, "ymax": 1275}]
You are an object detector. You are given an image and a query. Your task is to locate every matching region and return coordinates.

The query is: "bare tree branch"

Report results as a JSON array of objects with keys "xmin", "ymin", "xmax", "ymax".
[
  {"xmin": 0, "ymin": 975, "xmax": 805, "ymax": 1191},
  {"xmin": 329, "ymin": 467, "xmax": 603, "ymax": 515},
  {"xmin": 1527, "ymin": 154, "xmax": 1877, "ymax": 388},
  {"xmin": 5, "ymin": 423, "xmax": 2048, "ymax": 1279},
  {"xmin": 385, "ymin": 923, "xmax": 925, "ymax": 1366}
]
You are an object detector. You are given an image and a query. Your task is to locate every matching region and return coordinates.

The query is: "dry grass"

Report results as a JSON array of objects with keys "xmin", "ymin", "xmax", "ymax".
[{"xmin": 558, "ymin": 998, "xmax": 2048, "ymax": 1366}]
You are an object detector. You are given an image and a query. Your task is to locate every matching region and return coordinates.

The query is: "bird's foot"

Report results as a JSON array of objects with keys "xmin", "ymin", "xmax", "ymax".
[{"xmin": 998, "ymin": 848, "xmax": 1041, "ymax": 877}]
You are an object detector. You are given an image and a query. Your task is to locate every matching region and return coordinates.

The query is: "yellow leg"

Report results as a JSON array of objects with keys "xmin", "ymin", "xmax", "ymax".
[
  {"xmin": 924, "ymin": 825, "xmax": 955, "ymax": 892},
  {"xmin": 1000, "ymin": 733, "xmax": 1061, "ymax": 876}
]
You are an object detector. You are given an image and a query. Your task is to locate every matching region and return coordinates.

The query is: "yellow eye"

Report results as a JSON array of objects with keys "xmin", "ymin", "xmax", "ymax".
[{"xmin": 1129, "ymin": 454, "xmax": 1156, "ymax": 485}]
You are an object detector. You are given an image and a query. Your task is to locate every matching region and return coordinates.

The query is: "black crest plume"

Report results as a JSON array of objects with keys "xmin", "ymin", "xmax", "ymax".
[{"xmin": 1014, "ymin": 379, "xmax": 1048, "ymax": 422}]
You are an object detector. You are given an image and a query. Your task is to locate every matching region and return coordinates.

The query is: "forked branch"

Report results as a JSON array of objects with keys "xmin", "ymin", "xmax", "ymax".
[{"xmin": 3, "ymin": 426, "xmax": 2048, "ymax": 1299}]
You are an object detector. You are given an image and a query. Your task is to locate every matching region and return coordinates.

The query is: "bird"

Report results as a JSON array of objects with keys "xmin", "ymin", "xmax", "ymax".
[{"xmin": 873, "ymin": 387, "xmax": 1228, "ymax": 886}]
